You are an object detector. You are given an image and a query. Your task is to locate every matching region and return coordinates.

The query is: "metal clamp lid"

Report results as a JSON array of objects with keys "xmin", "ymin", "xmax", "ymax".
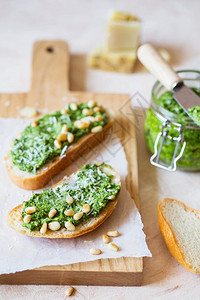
[{"xmin": 150, "ymin": 121, "xmax": 186, "ymax": 171}]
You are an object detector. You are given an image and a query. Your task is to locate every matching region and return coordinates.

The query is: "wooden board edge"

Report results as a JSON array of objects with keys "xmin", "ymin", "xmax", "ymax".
[{"xmin": 0, "ymin": 269, "xmax": 142, "ymax": 286}]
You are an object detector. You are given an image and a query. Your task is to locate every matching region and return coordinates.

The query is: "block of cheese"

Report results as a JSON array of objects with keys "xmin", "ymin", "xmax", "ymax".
[
  {"xmin": 105, "ymin": 11, "xmax": 141, "ymax": 52},
  {"xmin": 88, "ymin": 46, "xmax": 137, "ymax": 73}
]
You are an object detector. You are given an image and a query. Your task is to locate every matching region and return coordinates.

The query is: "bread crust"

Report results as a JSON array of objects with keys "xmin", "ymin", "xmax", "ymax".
[
  {"xmin": 7, "ymin": 163, "xmax": 121, "ymax": 239},
  {"xmin": 5, "ymin": 119, "xmax": 113, "ymax": 190},
  {"xmin": 158, "ymin": 198, "xmax": 200, "ymax": 274}
]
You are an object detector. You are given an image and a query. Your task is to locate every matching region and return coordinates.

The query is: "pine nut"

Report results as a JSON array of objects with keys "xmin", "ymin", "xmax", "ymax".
[
  {"xmin": 67, "ymin": 132, "xmax": 74, "ymax": 143},
  {"xmin": 95, "ymin": 114, "xmax": 103, "ymax": 122},
  {"xmin": 102, "ymin": 234, "xmax": 110, "ymax": 244},
  {"xmin": 90, "ymin": 248, "xmax": 102, "ymax": 255},
  {"xmin": 82, "ymin": 108, "xmax": 93, "ymax": 116},
  {"xmin": 20, "ymin": 107, "xmax": 37, "ymax": 118},
  {"xmin": 31, "ymin": 120, "xmax": 38, "ymax": 127},
  {"xmin": 83, "ymin": 116, "xmax": 95, "ymax": 123},
  {"xmin": 91, "ymin": 125, "xmax": 103, "ymax": 133},
  {"xmin": 82, "ymin": 204, "xmax": 90, "ymax": 213},
  {"xmin": 94, "ymin": 106, "xmax": 102, "ymax": 112},
  {"xmin": 61, "ymin": 124, "xmax": 68, "ymax": 133},
  {"xmin": 88, "ymin": 100, "xmax": 96, "ymax": 108},
  {"xmin": 73, "ymin": 212, "xmax": 83, "ymax": 220},
  {"xmin": 107, "ymin": 230, "xmax": 119, "ymax": 237},
  {"xmin": 40, "ymin": 222, "xmax": 47, "ymax": 234},
  {"xmin": 66, "ymin": 195, "xmax": 74, "ymax": 204},
  {"xmin": 23, "ymin": 214, "xmax": 31, "ymax": 224},
  {"xmin": 61, "ymin": 108, "xmax": 69, "ymax": 115},
  {"xmin": 54, "ymin": 139, "xmax": 62, "ymax": 149},
  {"xmin": 74, "ymin": 120, "xmax": 89, "ymax": 129},
  {"xmin": 25, "ymin": 206, "xmax": 37, "ymax": 214},
  {"xmin": 65, "ymin": 286, "xmax": 74, "ymax": 297},
  {"xmin": 57, "ymin": 133, "xmax": 68, "ymax": 141},
  {"xmin": 70, "ymin": 103, "xmax": 77, "ymax": 111},
  {"xmin": 48, "ymin": 208, "xmax": 57, "ymax": 219},
  {"xmin": 64, "ymin": 209, "xmax": 75, "ymax": 217},
  {"xmin": 48, "ymin": 221, "xmax": 61, "ymax": 231},
  {"xmin": 108, "ymin": 242, "xmax": 119, "ymax": 252},
  {"xmin": 65, "ymin": 221, "xmax": 75, "ymax": 231}
]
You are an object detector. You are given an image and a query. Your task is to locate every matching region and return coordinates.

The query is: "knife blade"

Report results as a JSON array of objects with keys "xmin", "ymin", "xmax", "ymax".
[{"xmin": 137, "ymin": 44, "xmax": 200, "ymax": 124}]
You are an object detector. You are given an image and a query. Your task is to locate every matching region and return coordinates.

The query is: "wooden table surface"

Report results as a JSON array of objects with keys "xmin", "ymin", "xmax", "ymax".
[{"xmin": 0, "ymin": 0, "xmax": 200, "ymax": 299}]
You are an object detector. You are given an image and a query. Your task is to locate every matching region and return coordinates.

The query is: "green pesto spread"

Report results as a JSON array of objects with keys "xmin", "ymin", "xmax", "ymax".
[
  {"xmin": 22, "ymin": 163, "xmax": 120, "ymax": 232},
  {"xmin": 145, "ymin": 87, "xmax": 200, "ymax": 171},
  {"xmin": 10, "ymin": 102, "xmax": 109, "ymax": 174}
]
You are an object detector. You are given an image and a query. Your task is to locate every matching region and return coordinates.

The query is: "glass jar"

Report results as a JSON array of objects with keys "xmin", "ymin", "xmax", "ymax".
[{"xmin": 144, "ymin": 70, "xmax": 200, "ymax": 171}]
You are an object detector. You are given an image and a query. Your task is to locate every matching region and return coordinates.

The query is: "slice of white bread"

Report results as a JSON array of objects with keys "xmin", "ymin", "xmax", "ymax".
[
  {"xmin": 7, "ymin": 163, "xmax": 121, "ymax": 239},
  {"xmin": 5, "ymin": 113, "xmax": 113, "ymax": 191},
  {"xmin": 158, "ymin": 198, "xmax": 200, "ymax": 274}
]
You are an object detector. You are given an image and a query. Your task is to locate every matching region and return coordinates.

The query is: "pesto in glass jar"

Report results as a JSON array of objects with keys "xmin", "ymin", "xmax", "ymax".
[{"xmin": 144, "ymin": 70, "xmax": 200, "ymax": 171}]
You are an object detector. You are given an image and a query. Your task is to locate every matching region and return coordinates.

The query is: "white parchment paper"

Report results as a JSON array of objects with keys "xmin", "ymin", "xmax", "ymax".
[{"xmin": 0, "ymin": 118, "xmax": 151, "ymax": 275}]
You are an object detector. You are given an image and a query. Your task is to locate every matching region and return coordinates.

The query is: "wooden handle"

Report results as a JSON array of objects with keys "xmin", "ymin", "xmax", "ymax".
[
  {"xmin": 27, "ymin": 41, "xmax": 69, "ymax": 105},
  {"xmin": 137, "ymin": 43, "xmax": 181, "ymax": 90}
]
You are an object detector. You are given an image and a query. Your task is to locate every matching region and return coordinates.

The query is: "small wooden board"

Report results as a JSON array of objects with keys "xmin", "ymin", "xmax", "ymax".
[{"xmin": 0, "ymin": 41, "xmax": 143, "ymax": 286}]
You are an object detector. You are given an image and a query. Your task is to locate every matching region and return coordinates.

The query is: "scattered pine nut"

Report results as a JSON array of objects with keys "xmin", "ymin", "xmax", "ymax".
[
  {"xmin": 20, "ymin": 107, "xmax": 37, "ymax": 118},
  {"xmin": 57, "ymin": 133, "xmax": 68, "ymax": 141},
  {"xmin": 67, "ymin": 132, "xmax": 74, "ymax": 143},
  {"xmin": 40, "ymin": 223, "xmax": 47, "ymax": 234},
  {"xmin": 74, "ymin": 120, "xmax": 89, "ymax": 129},
  {"xmin": 73, "ymin": 212, "xmax": 83, "ymax": 221},
  {"xmin": 48, "ymin": 208, "xmax": 57, "ymax": 219},
  {"xmin": 54, "ymin": 139, "xmax": 62, "ymax": 149},
  {"xmin": 90, "ymin": 248, "xmax": 102, "ymax": 255},
  {"xmin": 61, "ymin": 108, "xmax": 69, "ymax": 115},
  {"xmin": 65, "ymin": 286, "xmax": 74, "ymax": 297},
  {"xmin": 102, "ymin": 234, "xmax": 110, "ymax": 244},
  {"xmin": 95, "ymin": 114, "xmax": 103, "ymax": 122},
  {"xmin": 91, "ymin": 125, "xmax": 103, "ymax": 133},
  {"xmin": 82, "ymin": 204, "xmax": 90, "ymax": 213},
  {"xmin": 31, "ymin": 120, "xmax": 38, "ymax": 127},
  {"xmin": 93, "ymin": 106, "xmax": 102, "ymax": 112},
  {"xmin": 108, "ymin": 242, "xmax": 119, "ymax": 252},
  {"xmin": 64, "ymin": 209, "xmax": 75, "ymax": 217},
  {"xmin": 23, "ymin": 214, "xmax": 31, "ymax": 224},
  {"xmin": 25, "ymin": 206, "xmax": 37, "ymax": 214},
  {"xmin": 82, "ymin": 108, "xmax": 93, "ymax": 116},
  {"xmin": 65, "ymin": 221, "xmax": 75, "ymax": 231},
  {"xmin": 70, "ymin": 103, "xmax": 77, "ymax": 111},
  {"xmin": 61, "ymin": 124, "xmax": 68, "ymax": 133},
  {"xmin": 107, "ymin": 230, "xmax": 119, "ymax": 237},
  {"xmin": 66, "ymin": 195, "xmax": 74, "ymax": 204},
  {"xmin": 88, "ymin": 100, "xmax": 96, "ymax": 108},
  {"xmin": 48, "ymin": 221, "xmax": 61, "ymax": 231}
]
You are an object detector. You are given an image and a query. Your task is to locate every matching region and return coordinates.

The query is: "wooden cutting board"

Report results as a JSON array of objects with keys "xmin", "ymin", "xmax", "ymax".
[{"xmin": 0, "ymin": 41, "xmax": 143, "ymax": 286}]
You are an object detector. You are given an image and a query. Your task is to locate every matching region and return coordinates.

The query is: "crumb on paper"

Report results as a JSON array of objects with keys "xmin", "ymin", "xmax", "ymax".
[{"xmin": 20, "ymin": 107, "xmax": 38, "ymax": 118}]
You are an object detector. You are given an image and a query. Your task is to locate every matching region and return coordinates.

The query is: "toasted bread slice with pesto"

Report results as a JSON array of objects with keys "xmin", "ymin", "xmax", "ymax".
[
  {"xmin": 158, "ymin": 198, "xmax": 200, "ymax": 274},
  {"xmin": 7, "ymin": 163, "xmax": 121, "ymax": 239},
  {"xmin": 5, "ymin": 101, "xmax": 113, "ymax": 190}
]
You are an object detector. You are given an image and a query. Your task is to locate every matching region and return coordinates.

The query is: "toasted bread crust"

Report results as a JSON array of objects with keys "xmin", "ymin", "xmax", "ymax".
[
  {"xmin": 158, "ymin": 198, "xmax": 200, "ymax": 274},
  {"xmin": 5, "ymin": 119, "xmax": 113, "ymax": 190},
  {"xmin": 7, "ymin": 163, "xmax": 121, "ymax": 239}
]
